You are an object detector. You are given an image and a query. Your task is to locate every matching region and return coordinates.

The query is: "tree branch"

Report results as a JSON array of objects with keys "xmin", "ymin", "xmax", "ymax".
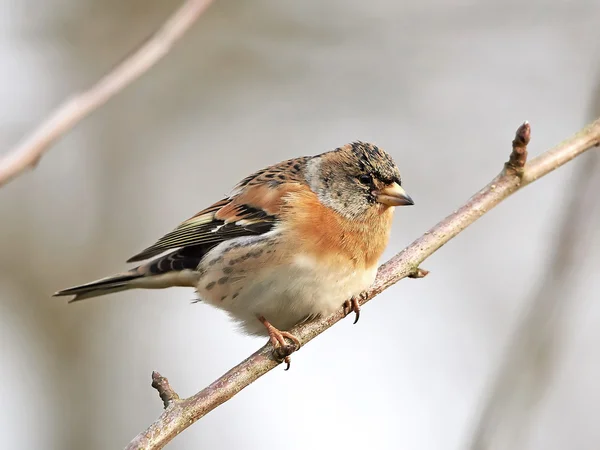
[
  {"xmin": 151, "ymin": 372, "xmax": 180, "ymax": 409},
  {"xmin": 466, "ymin": 146, "xmax": 600, "ymax": 450},
  {"xmin": 0, "ymin": 0, "xmax": 215, "ymax": 188},
  {"xmin": 125, "ymin": 118, "xmax": 600, "ymax": 449}
]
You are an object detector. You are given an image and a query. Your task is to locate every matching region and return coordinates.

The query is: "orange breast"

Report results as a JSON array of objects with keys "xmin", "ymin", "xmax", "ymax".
[{"xmin": 281, "ymin": 188, "xmax": 394, "ymax": 269}]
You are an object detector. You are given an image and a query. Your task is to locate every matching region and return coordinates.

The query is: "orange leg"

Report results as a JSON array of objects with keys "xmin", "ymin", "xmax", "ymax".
[
  {"xmin": 343, "ymin": 296, "xmax": 362, "ymax": 324},
  {"xmin": 258, "ymin": 316, "xmax": 301, "ymax": 370}
]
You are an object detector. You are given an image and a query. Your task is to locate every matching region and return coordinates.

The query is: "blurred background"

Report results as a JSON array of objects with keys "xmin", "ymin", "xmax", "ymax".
[{"xmin": 1, "ymin": 1, "xmax": 599, "ymax": 449}]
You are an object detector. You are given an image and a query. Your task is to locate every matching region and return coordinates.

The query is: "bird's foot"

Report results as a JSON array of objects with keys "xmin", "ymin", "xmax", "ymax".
[
  {"xmin": 258, "ymin": 316, "xmax": 301, "ymax": 370},
  {"xmin": 343, "ymin": 294, "xmax": 365, "ymax": 324}
]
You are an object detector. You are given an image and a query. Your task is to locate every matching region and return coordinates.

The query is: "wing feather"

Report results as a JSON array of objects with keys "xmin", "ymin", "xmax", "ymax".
[
  {"xmin": 126, "ymin": 157, "xmax": 310, "ymax": 263},
  {"xmin": 126, "ymin": 202, "xmax": 276, "ymax": 262}
]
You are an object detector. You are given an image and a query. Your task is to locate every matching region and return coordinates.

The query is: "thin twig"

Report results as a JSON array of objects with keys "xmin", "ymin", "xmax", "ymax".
[
  {"xmin": 506, "ymin": 121, "xmax": 530, "ymax": 171},
  {"xmin": 0, "ymin": 0, "xmax": 215, "ymax": 188},
  {"xmin": 466, "ymin": 149, "xmax": 600, "ymax": 450},
  {"xmin": 125, "ymin": 118, "xmax": 600, "ymax": 450},
  {"xmin": 151, "ymin": 372, "xmax": 180, "ymax": 409}
]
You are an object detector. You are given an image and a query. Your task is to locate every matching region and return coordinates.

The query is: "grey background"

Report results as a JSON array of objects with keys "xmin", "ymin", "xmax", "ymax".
[{"xmin": 1, "ymin": 1, "xmax": 599, "ymax": 449}]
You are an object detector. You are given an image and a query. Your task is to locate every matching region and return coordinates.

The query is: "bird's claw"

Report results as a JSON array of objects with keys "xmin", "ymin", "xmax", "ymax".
[
  {"xmin": 274, "ymin": 345, "xmax": 296, "ymax": 370},
  {"xmin": 271, "ymin": 336, "xmax": 300, "ymax": 370},
  {"xmin": 343, "ymin": 296, "xmax": 362, "ymax": 324},
  {"xmin": 258, "ymin": 316, "xmax": 301, "ymax": 370}
]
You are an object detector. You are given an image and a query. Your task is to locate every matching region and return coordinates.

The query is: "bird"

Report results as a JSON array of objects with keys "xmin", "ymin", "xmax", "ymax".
[{"xmin": 54, "ymin": 142, "xmax": 414, "ymax": 368}]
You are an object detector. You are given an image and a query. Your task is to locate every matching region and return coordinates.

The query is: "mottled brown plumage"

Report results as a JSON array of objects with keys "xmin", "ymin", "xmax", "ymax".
[{"xmin": 54, "ymin": 141, "xmax": 414, "ymax": 367}]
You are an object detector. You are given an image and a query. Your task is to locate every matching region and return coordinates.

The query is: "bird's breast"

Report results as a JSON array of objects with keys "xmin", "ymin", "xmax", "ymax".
[
  {"xmin": 281, "ymin": 189, "xmax": 395, "ymax": 269},
  {"xmin": 289, "ymin": 253, "xmax": 378, "ymax": 302},
  {"xmin": 232, "ymin": 252, "xmax": 377, "ymax": 332}
]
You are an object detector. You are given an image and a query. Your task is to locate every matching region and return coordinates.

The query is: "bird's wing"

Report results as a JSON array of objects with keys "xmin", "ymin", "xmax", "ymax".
[
  {"xmin": 126, "ymin": 158, "xmax": 310, "ymax": 263},
  {"xmin": 126, "ymin": 194, "xmax": 277, "ymax": 262}
]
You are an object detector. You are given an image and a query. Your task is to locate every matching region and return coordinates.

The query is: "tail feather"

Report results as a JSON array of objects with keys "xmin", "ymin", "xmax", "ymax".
[
  {"xmin": 53, "ymin": 247, "xmax": 206, "ymax": 302},
  {"xmin": 53, "ymin": 273, "xmax": 142, "ymax": 302}
]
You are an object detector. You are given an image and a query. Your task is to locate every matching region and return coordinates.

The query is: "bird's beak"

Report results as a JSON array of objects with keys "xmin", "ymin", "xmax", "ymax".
[{"xmin": 374, "ymin": 182, "xmax": 414, "ymax": 206}]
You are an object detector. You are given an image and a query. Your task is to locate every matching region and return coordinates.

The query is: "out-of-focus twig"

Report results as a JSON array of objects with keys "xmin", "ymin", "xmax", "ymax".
[
  {"xmin": 0, "ymin": 0, "xmax": 215, "ymax": 188},
  {"xmin": 466, "ymin": 147, "xmax": 600, "ymax": 450},
  {"xmin": 125, "ymin": 120, "xmax": 600, "ymax": 450}
]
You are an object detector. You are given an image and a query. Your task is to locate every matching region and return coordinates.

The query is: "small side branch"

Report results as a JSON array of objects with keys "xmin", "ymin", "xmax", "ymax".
[
  {"xmin": 151, "ymin": 372, "xmax": 180, "ymax": 409},
  {"xmin": 0, "ymin": 0, "xmax": 215, "ymax": 188},
  {"xmin": 125, "ymin": 117, "xmax": 600, "ymax": 450},
  {"xmin": 466, "ymin": 149, "xmax": 600, "ymax": 450},
  {"xmin": 408, "ymin": 267, "xmax": 430, "ymax": 279},
  {"xmin": 506, "ymin": 121, "xmax": 531, "ymax": 172}
]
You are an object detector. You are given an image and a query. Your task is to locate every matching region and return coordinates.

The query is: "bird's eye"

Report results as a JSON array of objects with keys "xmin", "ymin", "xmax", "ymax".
[{"xmin": 358, "ymin": 174, "xmax": 372, "ymax": 185}]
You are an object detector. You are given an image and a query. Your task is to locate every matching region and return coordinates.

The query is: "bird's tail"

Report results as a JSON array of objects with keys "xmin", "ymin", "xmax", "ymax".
[
  {"xmin": 53, "ymin": 272, "xmax": 145, "ymax": 302},
  {"xmin": 53, "ymin": 248, "xmax": 204, "ymax": 302}
]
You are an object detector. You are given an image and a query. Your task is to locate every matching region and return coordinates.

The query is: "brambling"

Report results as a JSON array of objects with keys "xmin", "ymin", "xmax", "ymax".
[{"xmin": 54, "ymin": 142, "xmax": 413, "ymax": 367}]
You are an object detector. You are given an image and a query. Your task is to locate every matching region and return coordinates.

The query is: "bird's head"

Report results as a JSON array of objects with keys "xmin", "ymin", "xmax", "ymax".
[{"xmin": 305, "ymin": 141, "xmax": 414, "ymax": 219}]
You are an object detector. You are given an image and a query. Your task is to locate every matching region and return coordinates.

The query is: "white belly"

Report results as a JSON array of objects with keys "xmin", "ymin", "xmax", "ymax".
[{"xmin": 215, "ymin": 253, "xmax": 377, "ymax": 335}]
